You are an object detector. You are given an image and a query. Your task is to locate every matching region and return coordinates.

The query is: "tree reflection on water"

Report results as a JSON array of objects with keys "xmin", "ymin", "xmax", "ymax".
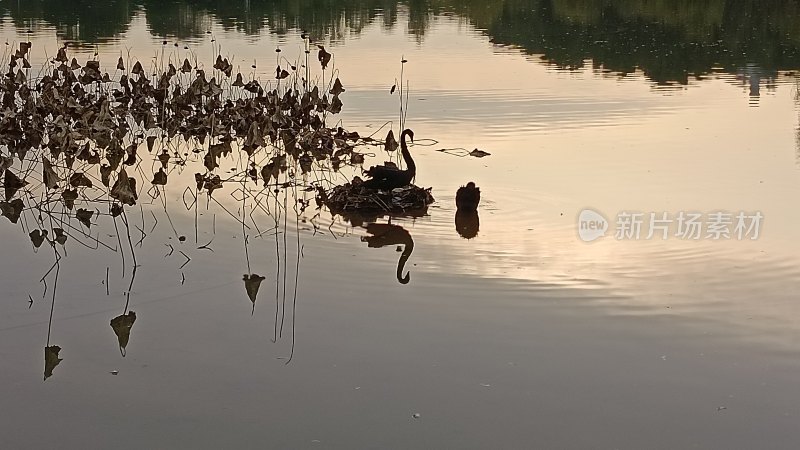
[{"xmin": 3, "ymin": 1, "xmax": 800, "ymax": 83}]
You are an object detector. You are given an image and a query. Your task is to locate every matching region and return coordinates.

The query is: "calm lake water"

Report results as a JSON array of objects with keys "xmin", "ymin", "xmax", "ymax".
[{"xmin": 2, "ymin": 1, "xmax": 800, "ymax": 448}]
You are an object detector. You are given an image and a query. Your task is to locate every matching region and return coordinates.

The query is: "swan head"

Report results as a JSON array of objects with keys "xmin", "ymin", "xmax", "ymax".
[{"xmin": 402, "ymin": 129, "xmax": 414, "ymax": 143}]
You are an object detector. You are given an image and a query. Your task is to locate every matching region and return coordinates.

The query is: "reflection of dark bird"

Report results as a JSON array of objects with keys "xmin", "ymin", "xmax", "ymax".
[
  {"xmin": 361, "ymin": 222, "xmax": 415, "ymax": 284},
  {"xmin": 456, "ymin": 182, "xmax": 480, "ymax": 212},
  {"xmin": 363, "ymin": 129, "xmax": 415, "ymax": 190},
  {"xmin": 455, "ymin": 210, "xmax": 480, "ymax": 239}
]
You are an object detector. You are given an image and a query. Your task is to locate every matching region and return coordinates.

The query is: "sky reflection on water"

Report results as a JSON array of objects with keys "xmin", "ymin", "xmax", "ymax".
[{"xmin": 2, "ymin": 2, "xmax": 800, "ymax": 449}]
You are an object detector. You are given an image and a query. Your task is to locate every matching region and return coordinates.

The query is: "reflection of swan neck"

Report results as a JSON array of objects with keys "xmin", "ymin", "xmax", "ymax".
[
  {"xmin": 400, "ymin": 129, "xmax": 415, "ymax": 173},
  {"xmin": 396, "ymin": 239, "xmax": 414, "ymax": 284}
]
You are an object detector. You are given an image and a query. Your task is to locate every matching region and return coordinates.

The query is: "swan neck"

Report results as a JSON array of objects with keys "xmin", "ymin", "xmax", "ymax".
[{"xmin": 400, "ymin": 131, "xmax": 415, "ymax": 172}]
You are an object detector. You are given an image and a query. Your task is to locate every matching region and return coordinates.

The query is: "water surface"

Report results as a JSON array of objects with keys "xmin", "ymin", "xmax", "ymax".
[{"xmin": 2, "ymin": 2, "xmax": 800, "ymax": 448}]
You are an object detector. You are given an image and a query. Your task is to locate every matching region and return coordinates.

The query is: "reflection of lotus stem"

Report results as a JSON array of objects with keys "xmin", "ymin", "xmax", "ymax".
[{"xmin": 399, "ymin": 55, "xmax": 404, "ymax": 131}]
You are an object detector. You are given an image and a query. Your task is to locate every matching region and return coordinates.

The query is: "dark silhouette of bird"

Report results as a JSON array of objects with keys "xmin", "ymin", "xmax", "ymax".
[
  {"xmin": 456, "ymin": 182, "xmax": 480, "ymax": 212},
  {"xmin": 361, "ymin": 222, "xmax": 414, "ymax": 284},
  {"xmin": 362, "ymin": 129, "xmax": 415, "ymax": 190},
  {"xmin": 455, "ymin": 210, "xmax": 479, "ymax": 239}
]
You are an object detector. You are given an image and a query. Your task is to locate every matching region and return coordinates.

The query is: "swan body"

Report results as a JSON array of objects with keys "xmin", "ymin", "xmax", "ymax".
[
  {"xmin": 363, "ymin": 129, "xmax": 415, "ymax": 190},
  {"xmin": 455, "ymin": 182, "xmax": 480, "ymax": 212}
]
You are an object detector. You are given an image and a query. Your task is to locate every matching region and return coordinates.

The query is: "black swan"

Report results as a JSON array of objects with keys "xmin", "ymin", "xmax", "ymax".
[
  {"xmin": 455, "ymin": 182, "xmax": 480, "ymax": 212},
  {"xmin": 363, "ymin": 129, "xmax": 415, "ymax": 190}
]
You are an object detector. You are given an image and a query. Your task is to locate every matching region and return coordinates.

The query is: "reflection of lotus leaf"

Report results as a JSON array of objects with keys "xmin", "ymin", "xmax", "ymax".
[
  {"xmin": 69, "ymin": 172, "xmax": 93, "ymax": 188},
  {"xmin": 152, "ymin": 168, "xmax": 168, "ymax": 186},
  {"xmin": 62, "ymin": 189, "xmax": 78, "ymax": 210},
  {"xmin": 44, "ymin": 345, "xmax": 62, "ymax": 380},
  {"xmin": 53, "ymin": 228, "xmax": 67, "ymax": 245},
  {"xmin": 110, "ymin": 169, "xmax": 138, "ymax": 206},
  {"xmin": 42, "ymin": 157, "xmax": 60, "ymax": 190},
  {"xmin": 4, "ymin": 169, "xmax": 27, "ymax": 200},
  {"xmin": 76, "ymin": 209, "xmax": 94, "ymax": 228},
  {"xmin": 110, "ymin": 311, "xmax": 137, "ymax": 356},
  {"xmin": 29, "ymin": 229, "xmax": 47, "ymax": 248},
  {"xmin": 0, "ymin": 198, "xmax": 23, "ymax": 223},
  {"xmin": 243, "ymin": 274, "xmax": 266, "ymax": 305}
]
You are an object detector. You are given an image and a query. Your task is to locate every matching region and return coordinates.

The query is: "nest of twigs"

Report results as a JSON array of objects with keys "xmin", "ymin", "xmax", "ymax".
[{"xmin": 321, "ymin": 176, "xmax": 434, "ymax": 216}]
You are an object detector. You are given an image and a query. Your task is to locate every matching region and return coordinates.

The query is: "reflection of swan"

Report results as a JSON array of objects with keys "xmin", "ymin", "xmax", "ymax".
[
  {"xmin": 363, "ymin": 129, "xmax": 415, "ymax": 190},
  {"xmin": 455, "ymin": 210, "xmax": 480, "ymax": 239},
  {"xmin": 361, "ymin": 222, "xmax": 414, "ymax": 284},
  {"xmin": 455, "ymin": 182, "xmax": 480, "ymax": 212}
]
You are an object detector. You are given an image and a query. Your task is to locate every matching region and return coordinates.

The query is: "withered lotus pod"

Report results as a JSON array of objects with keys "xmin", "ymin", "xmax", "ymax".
[
  {"xmin": 55, "ymin": 47, "xmax": 68, "ymax": 62},
  {"xmin": 131, "ymin": 61, "xmax": 143, "ymax": 75},
  {"xmin": 65, "ymin": 69, "xmax": 78, "ymax": 84},
  {"xmin": 276, "ymin": 66, "xmax": 290, "ymax": 79},
  {"xmin": 243, "ymin": 80, "xmax": 260, "ymax": 93},
  {"xmin": 232, "ymin": 73, "xmax": 244, "ymax": 87},
  {"xmin": 158, "ymin": 73, "xmax": 170, "ymax": 90},
  {"xmin": 330, "ymin": 77, "xmax": 345, "ymax": 95},
  {"xmin": 318, "ymin": 45, "xmax": 332, "ymax": 69},
  {"xmin": 207, "ymin": 78, "xmax": 223, "ymax": 97}
]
